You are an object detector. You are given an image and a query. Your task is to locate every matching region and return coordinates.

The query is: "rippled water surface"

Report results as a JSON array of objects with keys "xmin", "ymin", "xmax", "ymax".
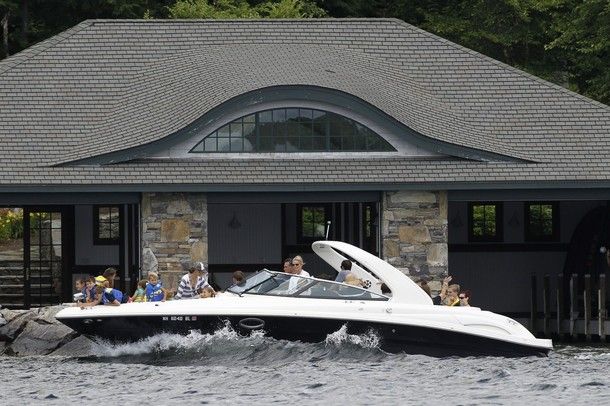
[{"xmin": 2, "ymin": 325, "xmax": 610, "ymax": 404}]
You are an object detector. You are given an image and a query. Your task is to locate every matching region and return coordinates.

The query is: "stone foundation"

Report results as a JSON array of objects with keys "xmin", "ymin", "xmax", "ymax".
[
  {"xmin": 139, "ymin": 191, "xmax": 445, "ymax": 293},
  {"xmin": 141, "ymin": 193, "xmax": 208, "ymax": 291},
  {"xmin": 381, "ymin": 191, "xmax": 448, "ymax": 293}
]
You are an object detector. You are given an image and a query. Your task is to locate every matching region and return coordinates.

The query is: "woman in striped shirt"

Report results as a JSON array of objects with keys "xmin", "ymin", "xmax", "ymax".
[{"xmin": 174, "ymin": 262, "xmax": 211, "ymax": 299}]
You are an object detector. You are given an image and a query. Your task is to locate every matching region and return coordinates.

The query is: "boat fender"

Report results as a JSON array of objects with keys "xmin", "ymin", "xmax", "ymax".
[{"xmin": 238, "ymin": 317, "xmax": 265, "ymax": 331}]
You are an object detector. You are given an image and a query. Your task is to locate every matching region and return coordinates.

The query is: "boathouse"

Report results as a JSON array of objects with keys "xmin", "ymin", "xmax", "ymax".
[{"xmin": 1, "ymin": 19, "xmax": 610, "ymax": 322}]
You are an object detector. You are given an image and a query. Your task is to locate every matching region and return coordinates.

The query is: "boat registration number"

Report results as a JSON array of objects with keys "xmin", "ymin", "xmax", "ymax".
[{"xmin": 162, "ymin": 316, "xmax": 198, "ymax": 321}]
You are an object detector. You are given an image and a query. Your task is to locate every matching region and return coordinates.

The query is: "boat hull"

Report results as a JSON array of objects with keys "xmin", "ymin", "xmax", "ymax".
[{"xmin": 58, "ymin": 314, "xmax": 550, "ymax": 358}]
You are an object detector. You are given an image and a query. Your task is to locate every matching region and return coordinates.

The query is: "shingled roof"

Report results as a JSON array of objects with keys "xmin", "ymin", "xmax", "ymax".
[{"xmin": 1, "ymin": 18, "xmax": 610, "ymax": 191}]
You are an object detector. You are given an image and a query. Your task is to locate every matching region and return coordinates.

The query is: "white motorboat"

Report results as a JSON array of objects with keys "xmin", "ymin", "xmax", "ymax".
[{"xmin": 56, "ymin": 241, "xmax": 553, "ymax": 357}]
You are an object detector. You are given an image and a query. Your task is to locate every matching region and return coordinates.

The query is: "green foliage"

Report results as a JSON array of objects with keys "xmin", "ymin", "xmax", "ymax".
[
  {"xmin": 0, "ymin": 208, "xmax": 23, "ymax": 243},
  {"xmin": 471, "ymin": 204, "xmax": 497, "ymax": 238},
  {"xmin": 548, "ymin": 0, "xmax": 610, "ymax": 104},
  {"xmin": 0, "ymin": 0, "xmax": 18, "ymax": 14},
  {"xmin": 301, "ymin": 206, "xmax": 326, "ymax": 238},
  {"xmin": 527, "ymin": 203, "xmax": 554, "ymax": 238},
  {"xmin": 261, "ymin": 0, "xmax": 327, "ymax": 18},
  {"xmin": 0, "ymin": 0, "xmax": 609, "ymax": 105},
  {"xmin": 414, "ymin": 0, "xmax": 565, "ymax": 83},
  {"xmin": 170, "ymin": 0, "xmax": 260, "ymax": 18},
  {"xmin": 169, "ymin": 0, "xmax": 326, "ymax": 19},
  {"xmin": 1, "ymin": 0, "xmax": 175, "ymax": 56}
]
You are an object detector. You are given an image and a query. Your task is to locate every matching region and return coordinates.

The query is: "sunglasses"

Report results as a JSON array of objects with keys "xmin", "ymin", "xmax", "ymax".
[{"xmin": 459, "ymin": 296, "xmax": 467, "ymax": 299}]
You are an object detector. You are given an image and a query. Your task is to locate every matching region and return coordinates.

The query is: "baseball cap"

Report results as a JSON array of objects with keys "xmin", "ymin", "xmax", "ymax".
[{"xmin": 95, "ymin": 275, "xmax": 108, "ymax": 285}]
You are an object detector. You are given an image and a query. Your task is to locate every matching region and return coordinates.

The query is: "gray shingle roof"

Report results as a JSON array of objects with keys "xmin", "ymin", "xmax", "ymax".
[{"xmin": 1, "ymin": 18, "xmax": 610, "ymax": 190}]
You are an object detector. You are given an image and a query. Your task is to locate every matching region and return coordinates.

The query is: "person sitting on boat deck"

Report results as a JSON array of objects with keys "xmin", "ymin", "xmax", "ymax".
[
  {"xmin": 289, "ymin": 256, "xmax": 310, "ymax": 277},
  {"xmin": 443, "ymin": 283, "xmax": 461, "ymax": 306},
  {"xmin": 282, "ymin": 257, "xmax": 293, "ymax": 273},
  {"xmin": 145, "ymin": 272, "xmax": 167, "ymax": 302},
  {"xmin": 130, "ymin": 279, "xmax": 147, "ymax": 302},
  {"xmin": 74, "ymin": 278, "xmax": 84, "ymax": 293},
  {"xmin": 334, "ymin": 259, "xmax": 352, "ymax": 283},
  {"xmin": 84, "ymin": 276, "xmax": 97, "ymax": 303},
  {"xmin": 232, "ymin": 270, "xmax": 246, "ymax": 286},
  {"xmin": 198, "ymin": 285, "xmax": 216, "ymax": 299},
  {"xmin": 103, "ymin": 267, "xmax": 118, "ymax": 289},
  {"xmin": 285, "ymin": 255, "xmax": 311, "ymax": 292},
  {"xmin": 74, "ymin": 278, "xmax": 86, "ymax": 303},
  {"xmin": 100, "ymin": 285, "xmax": 123, "ymax": 306},
  {"xmin": 458, "ymin": 290, "xmax": 471, "ymax": 307},
  {"xmin": 344, "ymin": 273, "xmax": 363, "ymax": 287},
  {"xmin": 80, "ymin": 276, "xmax": 124, "ymax": 308},
  {"xmin": 174, "ymin": 261, "xmax": 210, "ymax": 299}
]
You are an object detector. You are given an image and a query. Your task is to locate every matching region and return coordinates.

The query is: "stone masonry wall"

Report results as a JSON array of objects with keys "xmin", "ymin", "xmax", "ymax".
[
  {"xmin": 382, "ymin": 191, "xmax": 448, "ymax": 293},
  {"xmin": 141, "ymin": 193, "xmax": 207, "ymax": 291}
]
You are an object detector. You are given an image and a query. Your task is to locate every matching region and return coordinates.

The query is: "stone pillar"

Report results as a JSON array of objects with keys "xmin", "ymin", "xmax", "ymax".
[
  {"xmin": 381, "ymin": 191, "xmax": 448, "ymax": 293},
  {"xmin": 141, "ymin": 193, "xmax": 208, "ymax": 291}
]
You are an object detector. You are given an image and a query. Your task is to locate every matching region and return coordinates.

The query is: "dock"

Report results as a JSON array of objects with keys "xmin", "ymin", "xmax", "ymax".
[{"xmin": 525, "ymin": 273, "xmax": 608, "ymax": 342}]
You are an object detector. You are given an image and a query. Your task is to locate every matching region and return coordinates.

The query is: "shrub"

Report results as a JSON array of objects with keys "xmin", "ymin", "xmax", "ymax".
[{"xmin": 0, "ymin": 208, "xmax": 24, "ymax": 243}]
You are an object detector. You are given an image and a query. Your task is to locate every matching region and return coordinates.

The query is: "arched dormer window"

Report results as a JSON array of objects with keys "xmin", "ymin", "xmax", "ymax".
[{"xmin": 189, "ymin": 108, "xmax": 395, "ymax": 153}]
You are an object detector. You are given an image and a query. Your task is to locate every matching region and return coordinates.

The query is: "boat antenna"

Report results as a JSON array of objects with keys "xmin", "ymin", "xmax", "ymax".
[{"xmin": 325, "ymin": 221, "xmax": 331, "ymax": 240}]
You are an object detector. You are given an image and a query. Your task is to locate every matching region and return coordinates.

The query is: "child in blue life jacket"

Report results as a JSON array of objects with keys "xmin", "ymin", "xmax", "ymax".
[
  {"xmin": 145, "ymin": 272, "xmax": 167, "ymax": 302},
  {"xmin": 80, "ymin": 276, "xmax": 124, "ymax": 308},
  {"xmin": 130, "ymin": 279, "xmax": 147, "ymax": 302},
  {"xmin": 100, "ymin": 285, "xmax": 123, "ymax": 305}
]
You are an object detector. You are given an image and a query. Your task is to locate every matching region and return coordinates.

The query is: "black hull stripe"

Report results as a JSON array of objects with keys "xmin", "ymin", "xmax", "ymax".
[{"xmin": 59, "ymin": 315, "xmax": 549, "ymax": 358}]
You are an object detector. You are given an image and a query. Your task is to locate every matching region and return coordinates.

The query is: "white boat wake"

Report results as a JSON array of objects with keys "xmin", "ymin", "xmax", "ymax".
[{"xmin": 325, "ymin": 324, "xmax": 381, "ymax": 349}]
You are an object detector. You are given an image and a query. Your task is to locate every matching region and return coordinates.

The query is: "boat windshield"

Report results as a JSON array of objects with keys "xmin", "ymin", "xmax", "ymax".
[{"xmin": 227, "ymin": 269, "xmax": 388, "ymax": 301}]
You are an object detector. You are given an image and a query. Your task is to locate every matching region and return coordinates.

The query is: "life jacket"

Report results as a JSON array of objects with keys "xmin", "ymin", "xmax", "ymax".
[
  {"xmin": 83, "ymin": 286, "xmax": 96, "ymax": 302},
  {"xmin": 146, "ymin": 282, "xmax": 164, "ymax": 302},
  {"xmin": 102, "ymin": 288, "xmax": 123, "ymax": 304}
]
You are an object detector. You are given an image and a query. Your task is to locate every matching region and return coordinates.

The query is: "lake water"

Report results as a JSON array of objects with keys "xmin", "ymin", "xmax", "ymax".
[{"xmin": 1, "ymin": 325, "xmax": 609, "ymax": 404}]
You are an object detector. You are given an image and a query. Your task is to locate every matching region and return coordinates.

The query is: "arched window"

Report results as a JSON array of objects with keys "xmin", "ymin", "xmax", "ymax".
[{"xmin": 190, "ymin": 108, "xmax": 395, "ymax": 153}]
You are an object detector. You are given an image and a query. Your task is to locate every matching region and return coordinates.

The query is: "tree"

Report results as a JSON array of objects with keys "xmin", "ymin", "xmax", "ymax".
[
  {"xmin": 168, "ymin": 0, "xmax": 326, "ymax": 19},
  {"xmin": 1, "ymin": 0, "xmax": 609, "ymax": 107},
  {"xmin": 548, "ymin": 0, "xmax": 610, "ymax": 104},
  {"xmin": 0, "ymin": 1, "xmax": 175, "ymax": 57},
  {"xmin": 412, "ymin": 0, "xmax": 565, "ymax": 82},
  {"xmin": 260, "ymin": 0, "xmax": 326, "ymax": 18},
  {"xmin": 0, "ymin": 0, "xmax": 18, "ymax": 57},
  {"xmin": 169, "ymin": 0, "xmax": 261, "ymax": 18}
]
